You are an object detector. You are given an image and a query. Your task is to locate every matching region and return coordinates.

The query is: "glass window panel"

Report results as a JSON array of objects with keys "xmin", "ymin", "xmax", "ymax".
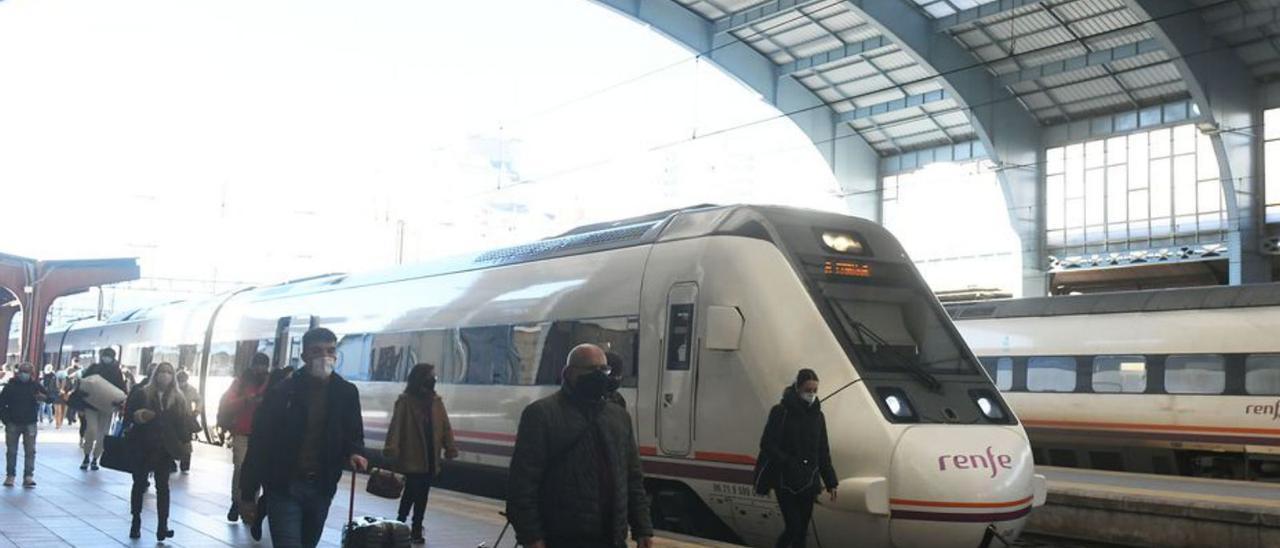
[
  {"xmin": 1128, "ymin": 132, "xmax": 1148, "ymax": 164},
  {"xmin": 1047, "ymin": 147, "xmax": 1065, "ymax": 174},
  {"xmin": 1129, "ymin": 189, "xmax": 1149, "ymax": 220},
  {"xmin": 1150, "ymin": 128, "xmax": 1171, "ymax": 158},
  {"xmin": 1266, "ymin": 108, "xmax": 1280, "ymax": 141},
  {"xmin": 1108, "ymin": 168, "xmax": 1127, "ymax": 224},
  {"xmin": 1067, "ymin": 143, "xmax": 1084, "ymax": 180},
  {"xmin": 1198, "ymin": 180, "xmax": 1222, "ymax": 214},
  {"xmin": 1150, "ymin": 157, "xmax": 1172, "ymax": 219},
  {"xmin": 1165, "ymin": 355, "xmax": 1225, "ymax": 394},
  {"xmin": 1086, "ymin": 169, "xmax": 1105, "ymax": 226},
  {"xmin": 1047, "ymin": 229, "xmax": 1065, "ymax": 248},
  {"xmin": 1093, "ymin": 355, "xmax": 1147, "ymax": 393},
  {"xmin": 1085, "ymin": 140, "xmax": 1105, "ymax": 168},
  {"xmin": 1066, "ymin": 227, "xmax": 1086, "ymax": 246},
  {"xmin": 1066, "ymin": 197, "xmax": 1085, "ymax": 229},
  {"xmin": 1107, "ymin": 222, "xmax": 1127, "ymax": 241},
  {"xmin": 1174, "ymin": 214, "xmax": 1197, "ymax": 234},
  {"xmin": 1173, "ymin": 125, "xmax": 1196, "ymax": 155},
  {"xmin": 1047, "ymin": 174, "xmax": 1065, "ymax": 230},
  {"xmin": 1028, "ymin": 357, "xmax": 1077, "ymax": 392},
  {"xmin": 1150, "ymin": 215, "xmax": 1172, "ymax": 237},
  {"xmin": 1197, "ymin": 133, "xmax": 1218, "ymax": 181},
  {"xmin": 1066, "ymin": 164, "xmax": 1084, "ymax": 199},
  {"xmin": 1267, "ymin": 141, "xmax": 1280, "ymax": 207},
  {"xmin": 980, "ymin": 357, "xmax": 1014, "ymax": 391},
  {"xmin": 1246, "ymin": 354, "xmax": 1280, "ymax": 395},
  {"xmin": 1129, "ymin": 150, "xmax": 1148, "ymax": 189},
  {"xmin": 1199, "ymin": 212, "xmax": 1224, "ymax": 232},
  {"xmin": 1106, "ymin": 136, "xmax": 1127, "ymax": 166},
  {"xmin": 1173, "ymin": 155, "xmax": 1197, "ymax": 216}
]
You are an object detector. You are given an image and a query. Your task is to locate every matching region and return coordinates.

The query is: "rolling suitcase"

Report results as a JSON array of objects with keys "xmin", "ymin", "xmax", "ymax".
[{"xmin": 341, "ymin": 470, "xmax": 412, "ymax": 548}]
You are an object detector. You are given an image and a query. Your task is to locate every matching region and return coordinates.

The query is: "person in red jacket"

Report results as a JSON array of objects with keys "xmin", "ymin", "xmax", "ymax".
[{"xmin": 218, "ymin": 353, "xmax": 270, "ymax": 524}]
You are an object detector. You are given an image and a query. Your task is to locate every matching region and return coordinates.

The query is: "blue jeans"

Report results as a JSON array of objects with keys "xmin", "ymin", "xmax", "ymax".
[
  {"xmin": 267, "ymin": 478, "xmax": 334, "ymax": 548},
  {"xmin": 4, "ymin": 422, "xmax": 37, "ymax": 478}
]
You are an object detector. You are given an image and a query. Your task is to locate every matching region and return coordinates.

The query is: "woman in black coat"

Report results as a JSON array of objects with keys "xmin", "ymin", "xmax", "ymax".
[
  {"xmin": 124, "ymin": 361, "xmax": 194, "ymax": 541},
  {"xmin": 757, "ymin": 369, "xmax": 838, "ymax": 548}
]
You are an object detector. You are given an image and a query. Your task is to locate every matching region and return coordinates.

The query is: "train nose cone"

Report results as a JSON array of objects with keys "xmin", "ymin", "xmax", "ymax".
[{"xmin": 888, "ymin": 426, "xmax": 1036, "ymax": 548}]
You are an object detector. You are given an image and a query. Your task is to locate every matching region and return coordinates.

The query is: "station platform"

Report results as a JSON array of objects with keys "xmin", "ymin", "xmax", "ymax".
[
  {"xmin": 0, "ymin": 425, "xmax": 734, "ymax": 547},
  {"xmin": 1029, "ymin": 466, "xmax": 1280, "ymax": 548}
]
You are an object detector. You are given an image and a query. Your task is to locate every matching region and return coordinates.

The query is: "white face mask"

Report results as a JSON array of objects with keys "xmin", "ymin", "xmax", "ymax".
[
  {"xmin": 308, "ymin": 356, "xmax": 336, "ymax": 379},
  {"xmin": 800, "ymin": 392, "xmax": 817, "ymax": 405},
  {"xmin": 154, "ymin": 373, "xmax": 173, "ymax": 388}
]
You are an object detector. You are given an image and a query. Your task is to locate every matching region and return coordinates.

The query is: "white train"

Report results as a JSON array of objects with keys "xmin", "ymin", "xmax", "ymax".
[
  {"xmin": 948, "ymin": 284, "xmax": 1280, "ymax": 481},
  {"xmin": 33, "ymin": 205, "xmax": 1043, "ymax": 547}
]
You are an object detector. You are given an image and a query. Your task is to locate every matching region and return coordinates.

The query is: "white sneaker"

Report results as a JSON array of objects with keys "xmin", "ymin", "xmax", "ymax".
[
  {"xmin": 2, "ymin": 476, "xmax": 13, "ymax": 487},
  {"xmin": 22, "ymin": 477, "xmax": 34, "ymax": 488}
]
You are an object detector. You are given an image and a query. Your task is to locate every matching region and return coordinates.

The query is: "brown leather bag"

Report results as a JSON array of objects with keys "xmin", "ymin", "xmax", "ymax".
[{"xmin": 365, "ymin": 467, "xmax": 405, "ymax": 499}]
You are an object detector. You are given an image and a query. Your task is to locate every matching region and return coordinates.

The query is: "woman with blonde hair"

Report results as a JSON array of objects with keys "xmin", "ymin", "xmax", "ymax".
[
  {"xmin": 124, "ymin": 361, "xmax": 195, "ymax": 541},
  {"xmin": 384, "ymin": 363, "xmax": 458, "ymax": 544}
]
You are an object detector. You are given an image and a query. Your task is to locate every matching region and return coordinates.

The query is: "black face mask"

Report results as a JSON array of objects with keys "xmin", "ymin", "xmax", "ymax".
[
  {"xmin": 573, "ymin": 370, "xmax": 610, "ymax": 401},
  {"xmin": 421, "ymin": 379, "xmax": 436, "ymax": 394},
  {"xmin": 606, "ymin": 375, "xmax": 621, "ymax": 393}
]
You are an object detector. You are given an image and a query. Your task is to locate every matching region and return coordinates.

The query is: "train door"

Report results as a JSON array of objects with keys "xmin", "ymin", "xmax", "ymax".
[
  {"xmin": 658, "ymin": 283, "xmax": 698, "ymax": 457},
  {"xmin": 273, "ymin": 315, "xmax": 316, "ymax": 369}
]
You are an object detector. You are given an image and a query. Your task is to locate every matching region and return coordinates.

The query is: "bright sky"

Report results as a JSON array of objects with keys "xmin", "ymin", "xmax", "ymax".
[{"xmin": 0, "ymin": 0, "xmax": 845, "ymax": 318}]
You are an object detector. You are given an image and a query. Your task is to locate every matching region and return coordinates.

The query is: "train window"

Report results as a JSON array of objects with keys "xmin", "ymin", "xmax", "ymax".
[
  {"xmin": 536, "ymin": 317, "xmax": 639, "ymax": 387},
  {"xmin": 1165, "ymin": 354, "xmax": 1225, "ymax": 394},
  {"xmin": 1092, "ymin": 356, "xmax": 1147, "ymax": 393},
  {"xmin": 1245, "ymin": 354, "xmax": 1280, "ymax": 395},
  {"xmin": 827, "ymin": 286, "xmax": 977, "ymax": 375},
  {"xmin": 1026, "ymin": 357, "xmax": 1077, "ymax": 392},
  {"xmin": 666, "ymin": 304, "xmax": 695, "ymax": 371},
  {"xmin": 364, "ymin": 330, "xmax": 462, "ymax": 384},
  {"xmin": 207, "ymin": 342, "xmax": 236, "ymax": 379},
  {"xmin": 459, "ymin": 324, "xmax": 543, "ymax": 385},
  {"xmin": 979, "ymin": 357, "xmax": 1013, "ymax": 390}
]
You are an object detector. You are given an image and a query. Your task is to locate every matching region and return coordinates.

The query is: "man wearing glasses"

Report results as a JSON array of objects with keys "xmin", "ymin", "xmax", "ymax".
[{"xmin": 507, "ymin": 344, "xmax": 653, "ymax": 548}]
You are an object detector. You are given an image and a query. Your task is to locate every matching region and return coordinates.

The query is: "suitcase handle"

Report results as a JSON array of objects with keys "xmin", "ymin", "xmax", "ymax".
[{"xmin": 347, "ymin": 469, "xmax": 357, "ymax": 526}]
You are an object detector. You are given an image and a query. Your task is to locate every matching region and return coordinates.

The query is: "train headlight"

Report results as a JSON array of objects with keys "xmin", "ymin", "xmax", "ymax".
[
  {"xmin": 875, "ymin": 386, "xmax": 917, "ymax": 422},
  {"xmin": 820, "ymin": 231, "xmax": 865, "ymax": 254},
  {"xmin": 969, "ymin": 389, "xmax": 1009, "ymax": 423}
]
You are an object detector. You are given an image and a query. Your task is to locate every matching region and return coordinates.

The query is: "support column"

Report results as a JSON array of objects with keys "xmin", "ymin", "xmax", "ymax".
[
  {"xmin": 1126, "ymin": 0, "xmax": 1268, "ymax": 284},
  {"xmin": 0, "ymin": 293, "xmax": 18, "ymax": 363}
]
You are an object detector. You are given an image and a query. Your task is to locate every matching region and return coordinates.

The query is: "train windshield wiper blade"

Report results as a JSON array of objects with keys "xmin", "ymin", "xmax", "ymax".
[{"xmin": 829, "ymin": 300, "xmax": 942, "ymax": 392}]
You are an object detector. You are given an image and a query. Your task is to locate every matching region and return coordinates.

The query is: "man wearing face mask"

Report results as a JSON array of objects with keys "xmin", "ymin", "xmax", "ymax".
[
  {"xmin": 507, "ymin": 343, "xmax": 653, "ymax": 548},
  {"xmin": 0, "ymin": 363, "xmax": 48, "ymax": 487},
  {"xmin": 218, "ymin": 352, "xmax": 271, "ymax": 525},
  {"xmin": 79, "ymin": 348, "xmax": 127, "ymax": 471},
  {"xmin": 241, "ymin": 328, "xmax": 368, "ymax": 548}
]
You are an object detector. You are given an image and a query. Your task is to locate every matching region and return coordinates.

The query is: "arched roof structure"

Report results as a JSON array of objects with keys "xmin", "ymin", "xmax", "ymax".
[{"xmin": 596, "ymin": 0, "xmax": 1277, "ymax": 295}]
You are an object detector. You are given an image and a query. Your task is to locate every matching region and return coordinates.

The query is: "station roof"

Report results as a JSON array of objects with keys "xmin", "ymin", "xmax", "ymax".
[{"xmin": 662, "ymin": 0, "xmax": 1269, "ymax": 156}]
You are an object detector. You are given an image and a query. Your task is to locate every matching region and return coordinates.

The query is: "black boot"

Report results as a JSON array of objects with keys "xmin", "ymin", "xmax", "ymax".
[
  {"xmin": 226, "ymin": 500, "xmax": 239, "ymax": 522},
  {"xmin": 129, "ymin": 515, "xmax": 141, "ymax": 539},
  {"xmin": 410, "ymin": 522, "xmax": 424, "ymax": 544},
  {"xmin": 156, "ymin": 528, "xmax": 174, "ymax": 542}
]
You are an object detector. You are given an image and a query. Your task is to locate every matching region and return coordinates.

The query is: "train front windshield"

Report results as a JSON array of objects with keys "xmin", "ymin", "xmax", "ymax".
[{"xmin": 823, "ymin": 284, "xmax": 978, "ymax": 376}]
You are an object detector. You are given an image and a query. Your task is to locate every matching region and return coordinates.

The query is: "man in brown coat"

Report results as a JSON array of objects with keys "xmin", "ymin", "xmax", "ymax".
[{"xmin": 384, "ymin": 363, "xmax": 458, "ymax": 543}]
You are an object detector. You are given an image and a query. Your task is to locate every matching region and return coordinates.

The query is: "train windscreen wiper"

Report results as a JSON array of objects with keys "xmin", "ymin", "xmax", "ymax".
[{"xmin": 829, "ymin": 300, "xmax": 942, "ymax": 393}]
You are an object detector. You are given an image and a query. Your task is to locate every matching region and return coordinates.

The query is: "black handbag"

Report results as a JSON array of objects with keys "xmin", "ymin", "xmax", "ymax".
[
  {"xmin": 99, "ymin": 419, "xmax": 137, "ymax": 474},
  {"xmin": 752, "ymin": 408, "xmax": 788, "ymax": 495},
  {"xmin": 365, "ymin": 467, "xmax": 405, "ymax": 499}
]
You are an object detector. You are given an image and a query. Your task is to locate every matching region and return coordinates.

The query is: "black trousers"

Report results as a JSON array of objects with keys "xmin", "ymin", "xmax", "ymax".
[
  {"xmin": 131, "ymin": 460, "xmax": 173, "ymax": 528},
  {"xmin": 396, "ymin": 473, "xmax": 432, "ymax": 526},
  {"xmin": 775, "ymin": 490, "xmax": 816, "ymax": 548}
]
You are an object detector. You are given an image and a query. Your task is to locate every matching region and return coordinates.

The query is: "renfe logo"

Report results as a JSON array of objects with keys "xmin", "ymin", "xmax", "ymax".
[
  {"xmin": 938, "ymin": 446, "xmax": 1014, "ymax": 478},
  {"xmin": 1245, "ymin": 401, "xmax": 1280, "ymax": 421}
]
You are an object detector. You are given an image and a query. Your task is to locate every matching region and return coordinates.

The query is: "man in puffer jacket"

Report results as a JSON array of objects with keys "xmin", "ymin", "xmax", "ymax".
[{"xmin": 507, "ymin": 344, "xmax": 653, "ymax": 548}]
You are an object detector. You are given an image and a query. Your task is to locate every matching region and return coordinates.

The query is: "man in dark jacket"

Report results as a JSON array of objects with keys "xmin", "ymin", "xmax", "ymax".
[
  {"xmin": 79, "ymin": 347, "xmax": 127, "ymax": 470},
  {"xmin": 0, "ymin": 363, "xmax": 48, "ymax": 487},
  {"xmin": 507, "ymin": 344, "xmax": 653, "ymax": 548},
  {"xmin": 240, "ymin": 327, "xmax": 367, "ymax": 548}
]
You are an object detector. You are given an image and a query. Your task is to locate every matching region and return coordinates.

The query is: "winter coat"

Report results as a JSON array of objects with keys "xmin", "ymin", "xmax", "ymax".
[
  {"xmin": 383, "ymin": 393, "xmax": 457, "ymax": 475},
  {"xmin": 178, "ymin": 382, "xmax": 201, "ymax": 413},
  {"xmin": 757, "ymin": 386, "xmax": 838, "ymax": 497},
  {"xmin": 240, "ymin": 370, "xmax": 365, "ymax": 501},
  {"xmin": 82, "ymin": 361, "xmax": 127, "ymax": 393},
  {"xmin": 506, "ymin": 390, "xmax": 653, "ymax": 548},
  {"xmin": 124, "ymin": 385, "xmax": 195, "ymax": 468},
  {"xmin": 0, "ymin": 378, "xmax": 47, "ymax": 425},
  {"xmin": 218, "ymin": 377, "xmax": 267, "ymax": 435}
]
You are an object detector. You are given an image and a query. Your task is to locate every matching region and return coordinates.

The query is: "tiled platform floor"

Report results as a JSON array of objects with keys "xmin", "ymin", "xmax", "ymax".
[{"xmin": 0, "ymin": 424, "xmax": 731, "ymax": 547}]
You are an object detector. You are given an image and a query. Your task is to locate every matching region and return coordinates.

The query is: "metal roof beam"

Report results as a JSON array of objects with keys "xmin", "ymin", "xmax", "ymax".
[
  {"xmin": 712, "ymin": 0, "xmax": 829, "ymax": 34},
  {"xmin": 838, "ymin": 90, "xmax": 949, "ymax": 122},
  {"xmin": 780, "ymin": 35, "xmax": 893, "ymax": 74},
  {"xmin": 933, "ymin": 0, "xmax": 1041, "ymax": 32},
  {"xmin": 997, "ymin": 38, "xmax": 1162, "ymax": 85},
  {"xmin": 1206, "ymin": 7, "xmax": 1280, "ymax": 35}
]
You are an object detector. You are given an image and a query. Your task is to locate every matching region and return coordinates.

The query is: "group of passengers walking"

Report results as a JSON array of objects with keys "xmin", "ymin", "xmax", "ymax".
[{"xmin": 0, "ymin": 324, "xmax": 837, "ymax": 548}]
